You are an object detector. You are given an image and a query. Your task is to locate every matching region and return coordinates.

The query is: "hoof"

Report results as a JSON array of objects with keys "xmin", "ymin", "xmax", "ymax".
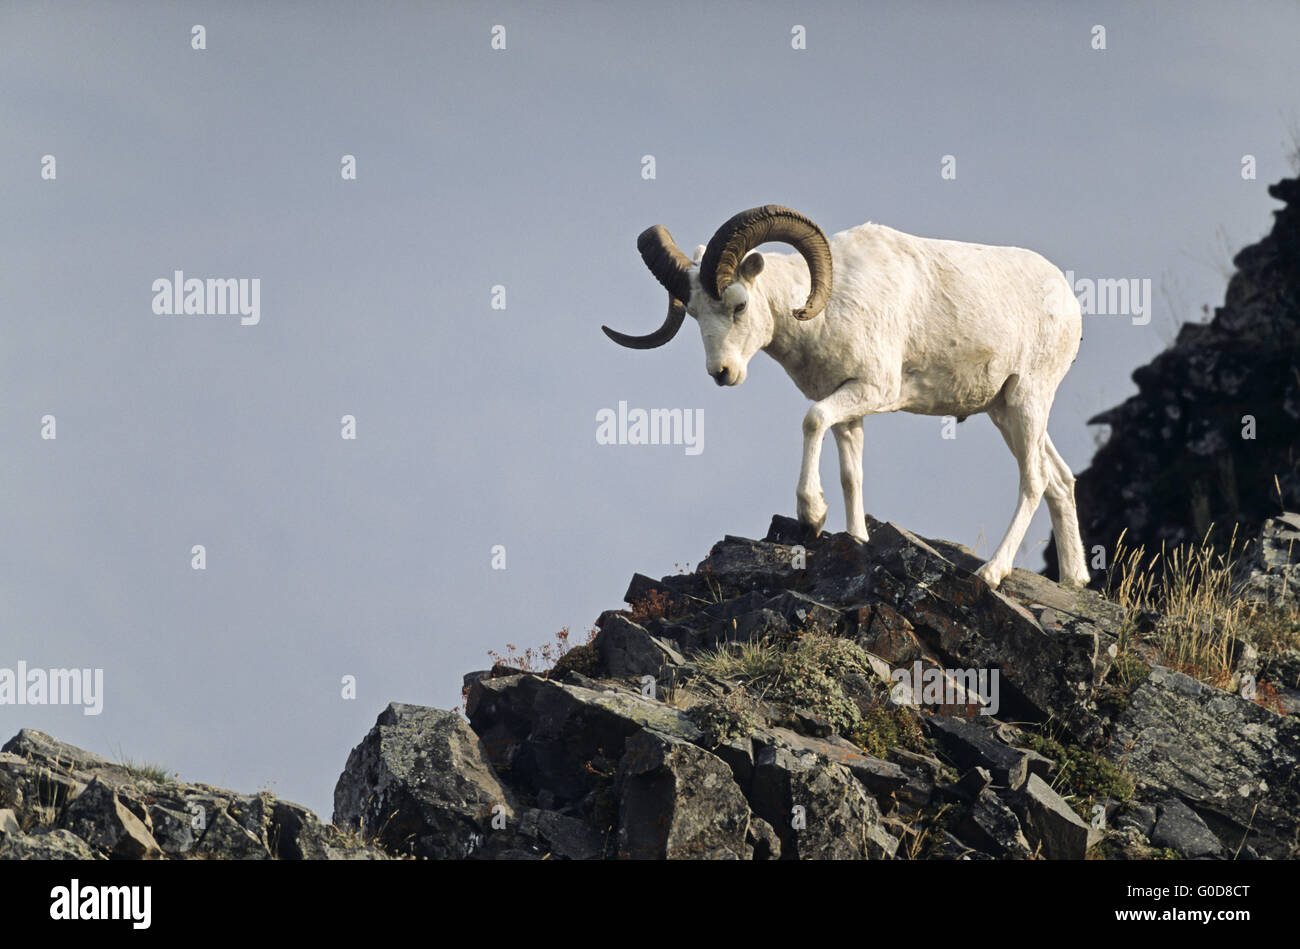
[
  {"xmin": 974, "ymin": 562, "xmax": 1007, "ymax": 589},
  {"xmin": 796, "ymin": 491, "xmax": 828, "ymax": 536}
]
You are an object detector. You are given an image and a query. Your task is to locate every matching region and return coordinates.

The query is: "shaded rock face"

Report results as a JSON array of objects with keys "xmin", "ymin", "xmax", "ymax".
[
  {"xmin": 1047, "ymin": 177, "xmax": 1300, "ymax": 578},
  {"xmin": 333, "ymin": 703, "xmax": 516, "ymax": 859},
  {"xmin": 0, "ymin": 730, "xmax": 387, "ymax": 860},
  {"xmin": 616, "ymin": 730, "xmax": 751, "ymax": 859}
]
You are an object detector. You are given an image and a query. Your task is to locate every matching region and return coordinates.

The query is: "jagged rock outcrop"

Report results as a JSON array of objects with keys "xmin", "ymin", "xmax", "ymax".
[
  {"xmin": 1047, "ymin": 176, "xmax": 1300, "ymax": 578},
  {"xmin": 0, "ymin": 729, "xmax": 388, "ymax": 860},
  {"xmin": 333, "ymin": 703, "xmax": 515, "ymax": 859},
  {"xmin": 7, "ymin": 513, "xmax": 1298, "ymax": 860},
  {"xmin": 323, "ymin": 513, "xmax": 1300, "ymax": 860}
]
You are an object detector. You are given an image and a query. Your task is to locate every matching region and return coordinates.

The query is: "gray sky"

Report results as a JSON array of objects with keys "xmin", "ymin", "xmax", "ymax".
[{"xmin": 3, "ymin": 0, "xmax": 1298, "ymax": 818}]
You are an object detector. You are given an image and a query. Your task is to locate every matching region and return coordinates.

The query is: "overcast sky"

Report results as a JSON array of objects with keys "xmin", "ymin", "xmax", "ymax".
[{"xmin": 3, "ymin": 1, "xmax": 1298, "ymax": 818}]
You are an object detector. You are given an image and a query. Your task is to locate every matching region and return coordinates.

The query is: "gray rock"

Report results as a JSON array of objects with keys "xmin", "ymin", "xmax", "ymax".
[
  {"xmin": 887, "ymin": 747, "xmax": 947, "ymax": 782},
  {"xmin": 1015, "ymin": 773, "xmax": 1091, "ymax": 860},
  {"xmin": 1240, "ymin": 514, "xmax": 1300, "ymax": 606},
  {"xmin": 1106, "ymin": 664, "xmax": 1300, "ymax": 858},
  {"xmin": 1112, "ymin": 802, "xmax": 1158, "ymax": 839},
  {"xmin": 1047, "ymin": 177, "xmax": 1300, "ymax": 582},
  {"xmin": 466, "ymin": 673, "xmax": 701, "ymax": 810},
  {"xmin": 148, "ymin": 804, "xmax": 197, "ymax": 855},
  {"xmin": 0, "ymin": 730, "xmax": 388, "ymax": 861},
  {"xmin": 471, "ymin": 806, "xmax": 605, "ymax": 860},
  {"xmin": 61, "ymin": 778, "xmax": 161, "ymax": 859},
  {"xmin": 616, "ymin": 729, "xmax": 751, "ymax": 859},
  {"xmin": 517, "ymin": 808, "xmax": 604, "ymax": 860},
  {"xmin": 0, "ymin": 827, "xmax": 102, "ymax": 860},
  {"xmin": 1150, "ymin": 798, "xmax": 1226, "ymax": 859},
  {"xmin": 0, "ymin": 808, "xmax": 20, "ymax": 837},
  {"xmin": 333, "ymin": 702, "xmax": 515, "ymax": 860},
  {"xmin": 926, "ymin": 715, "xmax": 1029, "ymax": 790},
  {"xmin": 956, "ymin": 766, "xmax": 992, "ymax": 799},
  {"xmin": 194, "ymin": 807, "xmax": 271, "ymax": 860},
  {"xmin": 749, "ymin": 731, "xmax": 895, "ymax": 859},
  {"xmin": 2, "ymin": 729, "xmax": 124, "ymax": 777},
  {"xmin": 786, "ymin": 519, "xmax": 1107, "ymax": 741},
  {"xmin": 745, "ymin": 815, "xmax": 781, "ymax": 859},
  {"xmin": 749, "ymin": 727, "xmax": 907, "ymax": 808},
  {"xmin": 955, "ymin": 789, "xmax": 1032, "ymax": 859},
  {"xmin": 594, "ymin": 614, "xmax": 685, "ymax": 679},
  {"xmin": 697, "ymin": 534, "xmax": 807, "ymax": 591},
  {"xmin": 760, "ymin": 590, "xmax": 846, "ymax": 633},
  {"xmin": 0, "ymin": 748, "xmax": 82, "ymax": 817}
]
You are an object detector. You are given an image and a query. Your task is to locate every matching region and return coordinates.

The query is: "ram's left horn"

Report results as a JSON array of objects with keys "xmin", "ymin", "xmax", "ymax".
[
  {"xmin": 602, "ymin": 297, "xmax": 686, "ymax": 349},
  {"xmin": 602, "ymin": 225, "xmax": 695, "ymax": 349}
]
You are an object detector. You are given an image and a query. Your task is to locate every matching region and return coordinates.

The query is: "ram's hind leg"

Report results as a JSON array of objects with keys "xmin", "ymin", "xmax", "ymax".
[
  {"xmin": 977, "ymin": 378, "xmax": 1049, "ymax": 588},
  {"xmin": 832, "ymin": 418, "xmax": 867, "ymax": 541},
  {"xmin": 1043, "ymin": 434, "xmax": 1091, "ymax": 586}
]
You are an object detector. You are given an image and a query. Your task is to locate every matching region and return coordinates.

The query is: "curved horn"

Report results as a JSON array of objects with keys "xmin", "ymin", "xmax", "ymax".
[
  {"xmin": 637, "ymin": 224, "xmax": 694, "ymax": 303},
  {"xmin": 602, "ymin": 297, "xmax": 686, "ymax": 350},
  {"xmin": 601, "ymin": 224, "xmax": 694, "ymax": 349},
  {"xmin": 699, "ymin": 205, "xmax": 833, "ymax": 321}
]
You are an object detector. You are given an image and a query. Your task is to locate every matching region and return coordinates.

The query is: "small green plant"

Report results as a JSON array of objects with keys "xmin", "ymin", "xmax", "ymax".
[
  {"xmin": 847, "ymin": 679, "xmax": 930, "ymax": 759},
  {"xmin": 694, "ymin": 632, "xmax": 928, "ymax": 757},
  {"xmin": 1019, "ymin": 730, "xmax": 1134, "ymax": 819},
  {"xmin": 766, "ymin": 635, "xmax": 865, "ymax": 735},
  {"xmin": 688, "ymin": 693, "xmax": 760, "ymax": 747}
]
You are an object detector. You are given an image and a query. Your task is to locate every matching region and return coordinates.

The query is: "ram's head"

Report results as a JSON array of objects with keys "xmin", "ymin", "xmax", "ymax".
[{"xmin": 603, "ymin": 205, "xmax": 833, "ymax": 386}]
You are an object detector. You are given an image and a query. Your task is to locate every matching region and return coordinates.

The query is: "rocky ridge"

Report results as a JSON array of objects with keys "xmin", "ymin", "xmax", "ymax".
[{"xmin": 4, "ymin": 513, "xmax": 1297, "ymax": 860}]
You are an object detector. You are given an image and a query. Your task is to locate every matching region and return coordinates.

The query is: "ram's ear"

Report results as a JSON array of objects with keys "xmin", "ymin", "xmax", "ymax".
[
  {"xmin": 692, "ymin": 244, "xmax": 707, "ymax": 264},
  {"xmin": 738, "ymin": 252, "xmax": 765, "ymax": 283}
]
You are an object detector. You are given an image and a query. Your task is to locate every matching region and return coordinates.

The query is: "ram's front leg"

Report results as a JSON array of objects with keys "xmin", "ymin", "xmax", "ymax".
[
  {"xmin": 796, "ymin": 381, "xmax": 887, "ymax": 535},
  {"xmin": 832, "ymin": 419, "xmax": 868, "ymax": 541}
]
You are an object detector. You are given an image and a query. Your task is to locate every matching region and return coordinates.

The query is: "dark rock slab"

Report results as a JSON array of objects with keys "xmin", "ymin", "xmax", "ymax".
[
  {"xmin": 1105, "ymin": 664, "xmax": 1300, "ymax": 859},
  {"xmin": 616, "ymin": 729, "xmax": 751, "ymax": 859},
  {"xmin": 594, "ymin": 614, "xmax": 685, "ymax": 680},
  {"xmin": 1149, "ymin": 798, "xmax": 1227, "ymax": 859},
  {"xmin": 748, "ymin": 730, "xmax": 896, "ymax": 859},
  {"xmin": 1013, "ymin": 773, "xmax": 1091, "ymax": 860},
  {"xmin": 334, "ymin": 702, "xmax": 515, "ymax": 859},
  {"xmin": 926, "ymin": 715, "xmax": 1029, "ymax": 790}
]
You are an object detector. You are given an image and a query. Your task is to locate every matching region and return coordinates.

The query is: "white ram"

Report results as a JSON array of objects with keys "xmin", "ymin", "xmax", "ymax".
[{"xmin": 603, "ymin": 204, "xmax": 1090, "ymax": 588}]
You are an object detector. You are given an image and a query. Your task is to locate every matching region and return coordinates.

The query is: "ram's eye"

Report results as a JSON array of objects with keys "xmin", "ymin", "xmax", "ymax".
[{"xmin": 734, "ymin": 301, "xmax": 747, "ymax": 315}]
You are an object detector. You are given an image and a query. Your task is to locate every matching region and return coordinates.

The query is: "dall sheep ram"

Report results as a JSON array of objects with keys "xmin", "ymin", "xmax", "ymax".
[{"xmin": 603, "ymin": 204, "xmax": 1090, "ymax": 588}]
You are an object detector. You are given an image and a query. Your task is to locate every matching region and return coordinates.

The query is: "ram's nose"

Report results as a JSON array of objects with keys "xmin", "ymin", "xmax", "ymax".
[{"xmin": 711, "ymin": 367, "xmax": 732, "ymax": 386}]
